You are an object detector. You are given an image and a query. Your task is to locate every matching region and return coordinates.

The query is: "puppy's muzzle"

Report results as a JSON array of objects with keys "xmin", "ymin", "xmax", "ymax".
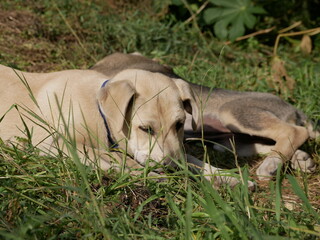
[{"xmin": 134, "ymin": 150, "xmax": 181, "ymax": 168}]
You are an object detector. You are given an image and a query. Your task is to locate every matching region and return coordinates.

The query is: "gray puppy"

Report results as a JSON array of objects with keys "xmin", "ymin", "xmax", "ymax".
[{"xmin": 91, "ymin": 53, "xmax": 318, "ymax": 180}]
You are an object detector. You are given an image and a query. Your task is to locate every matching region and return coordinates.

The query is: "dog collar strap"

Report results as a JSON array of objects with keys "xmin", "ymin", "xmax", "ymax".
[{"xmin": 98, "ymin": 80, "xmax": 119, "ymax": 148}]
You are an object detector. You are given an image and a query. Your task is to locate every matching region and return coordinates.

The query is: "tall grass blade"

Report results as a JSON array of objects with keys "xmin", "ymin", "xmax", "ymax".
[
  {"xmin": 202, "ymin": 182, "xmax": 231, "ymax": 240},
  {"xmin": 166, "ymin": 193, "xmax": 185, "ymax": 227},
  {"xmin": 185, "ymin": 183, "xmax": 193, "ymax": 240},
  {"xmin": 275, "ymin": 163, "xmax": 282, "ymax": 222},
  {"xmin": 286, "ymin": 174, "xmax": 319, "ymax": 219}
]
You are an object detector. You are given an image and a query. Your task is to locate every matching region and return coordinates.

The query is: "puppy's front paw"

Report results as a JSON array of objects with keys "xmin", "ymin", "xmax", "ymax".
[
  {"xmin": 147, "ymin": 171, "xmax": 168, "ymax": 182},
  {"xmin": 207, "ymin": 174, "xmax": 256, "ymax": 191},
  {"xmin": 256, "ymin": 156, "xmax": 282, "ymax": 181},
  {"xmin": 291, "ymin": 150, "xmax": 316, "ymax": 173}
]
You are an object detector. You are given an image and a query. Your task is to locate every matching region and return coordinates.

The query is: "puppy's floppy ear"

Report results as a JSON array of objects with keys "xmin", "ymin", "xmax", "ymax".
[
  {"xmin": 98, "ymin": 80, "xmax": 135, "ymax": 133},
  {"xmin": 173, "ymin": 78, "xmax": 199, "ymax": 130}
]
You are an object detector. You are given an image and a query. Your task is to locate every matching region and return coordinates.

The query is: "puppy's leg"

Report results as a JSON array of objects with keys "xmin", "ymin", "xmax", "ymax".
[
  {"xmin": 231, "ymin": 142, "xmax": 316, "ymax": 174},
  {"xmin": 231, "ymin": 143, "xmax": 315, "ymax": 172},
  {"xmin": 186, "ymin": 154, "xmax": 256, "ymax": 190},
  {"xmin": 290, "ymin": 149, "xmax": 316, "ymax": 173},
  {"xmin": 251, "ymin": 116, "xmax": 310, "ymax": 180},
  {"xmin": 219, "ymin": 109, "xmax": 311, "ymax": 180}
]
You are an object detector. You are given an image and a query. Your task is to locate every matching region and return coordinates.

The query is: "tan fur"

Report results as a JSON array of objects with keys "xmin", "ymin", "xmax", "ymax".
[{"xmin": 0, "ymin": 65, "xmax": 199, "ymax": 175}]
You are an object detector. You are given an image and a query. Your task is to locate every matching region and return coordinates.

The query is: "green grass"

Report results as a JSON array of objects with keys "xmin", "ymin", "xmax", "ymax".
[{"xmin": 0, "ymin": 0, "xmax": 320, "ymax": 239}]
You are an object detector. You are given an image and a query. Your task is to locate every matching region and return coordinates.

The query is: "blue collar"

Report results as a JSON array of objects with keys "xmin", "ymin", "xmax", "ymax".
[{"xmin": 98, "ymin": 80, "xmax": 119, "ymax": 148}]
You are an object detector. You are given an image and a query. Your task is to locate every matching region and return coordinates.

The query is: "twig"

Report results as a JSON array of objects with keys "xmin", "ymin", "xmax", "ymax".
[
  {"xmin": 184, "ymin": 0, "xmax": 209, "ymax": 25},
  {"xmin": 278, "ymin": 21, "xmax": 302, "ymax": 33},
  {"xmin": 273, "ymin": 27, "xmax": 320, "ymax": 56},
  {"xmin": 224, "ymin": 27, "xmax": 275, "ymax": 45},
  {"xmin": 180, "ymin": 0, "xmax": 218, "ymax": 60}
]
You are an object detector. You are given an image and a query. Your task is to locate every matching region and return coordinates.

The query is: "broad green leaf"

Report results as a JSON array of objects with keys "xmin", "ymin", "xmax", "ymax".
[
  {"xmin": 249, "ymin": 6, "xmax": 267, "ymax": 14},
  {"xmin": 214, "ymin": 12, "xmax": 239, "ymax": 40},
  {"xmin": 206, "ymin": 0, "xmax": 266, "ymax": 40},
  {"xmin": 203, "ymin": 7, "xmax": 222, "ymax": 24},
  {"xmin": 236, "ymin": 11, "xmax": 245, "ymax": 25},
  {"xmin": 243, "ymin": 11, "xmax": 256, "ymax": 29},
  {"xmin": 209, "ymin": 0, "xmax": 239, "ymax": 8},
  {"xmin": 219, "ymin": 7, "xmax": 242, "ymax": 18},
  {"xmin": 204, "ymin": 7, "xmax": 240, "ymax": 22},
  {"xmin": 235, "ymin": 0, "xmax": 250, "ymax": 7},
  {"xmin": 229, "ymin": 15, "xmax": 245, "ymax": 41},
  {"xmin": 214, "ymin": 19, "xmax": 229, "ymax": 40}
]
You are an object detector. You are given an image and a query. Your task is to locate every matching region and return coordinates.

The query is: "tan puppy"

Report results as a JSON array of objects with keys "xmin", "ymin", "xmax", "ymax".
[
  {"xmin": 92, "ymin": 53, "xmax": 319, "ymax": 180},
  {"xmin": 0, "ymin": 64, "xmax": 196, "ymax": 169},
  {"xmin": 0, "ymin": 63, "xmax": 249, "ymax": 188}
]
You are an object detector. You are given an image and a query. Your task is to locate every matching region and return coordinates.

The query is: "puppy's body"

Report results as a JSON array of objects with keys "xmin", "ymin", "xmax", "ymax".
[
  {"xmin": 0, "ymin": 64, "xmax": 198, "ymax": 170},
  {"xmin": 0, "ymin": 65, "xmax": 104, "ymax": 145},
  {"xmin": 1, "ymin": 62, "xmax": 247, "ymax": 188},
  {"xmin": 92, "ymin": 53, "xmax": 318, "ymax": 179}
]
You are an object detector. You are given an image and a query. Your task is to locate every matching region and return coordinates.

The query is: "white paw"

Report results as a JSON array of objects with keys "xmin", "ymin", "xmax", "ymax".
[
  {"xmin": 147, "ymin": 171, "xmax": 168, "ymax": 182},
  {"xmin": 256, "ymin": 156, "xmax": 282, "ymax": 180},
  {"xmin": 206, "ymin": 174, "xmax": 256, "ymax": 191},
  {"xmin": 291, "ymin": 150, "xmax": 316, "ymax": 173}
]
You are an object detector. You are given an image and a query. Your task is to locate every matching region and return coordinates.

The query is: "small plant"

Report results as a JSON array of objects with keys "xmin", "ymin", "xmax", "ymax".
[{"xmin": 203, "ymin": 0, "xmax": 266, "ymax": 41}]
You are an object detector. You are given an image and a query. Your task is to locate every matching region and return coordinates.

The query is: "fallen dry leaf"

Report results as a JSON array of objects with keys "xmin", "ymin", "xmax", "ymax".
[
  {"xmin": 300, "ymin": 34, "xmax": 312, "ymax": 55},
  {"xmin": 270, "ymin": 56, "xmax": 295, "ymax": 95}
]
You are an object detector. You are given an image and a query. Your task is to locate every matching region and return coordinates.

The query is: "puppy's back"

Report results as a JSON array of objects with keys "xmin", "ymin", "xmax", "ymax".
[{"xmin": 91, "ymin": 52, "xmax": 179, "ymax": 79}]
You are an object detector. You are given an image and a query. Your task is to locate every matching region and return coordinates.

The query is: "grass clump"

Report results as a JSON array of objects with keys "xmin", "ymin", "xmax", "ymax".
[
  {"xmin": 0, "ymin": 0, "xmax": 319, "ymax": 239},
  {"xmin": 1, "ymin": 145, "xmax": 319, "ymax": 239}
]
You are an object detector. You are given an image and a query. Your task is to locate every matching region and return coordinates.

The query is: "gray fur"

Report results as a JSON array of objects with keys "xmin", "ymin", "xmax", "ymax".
[
  {"xmin": 91, "ymin": 53, "xmax": 318, "ymax": 180},
  {"xmin": 91, "ymin": 53, "xmax": 313, "ymax": 137}
]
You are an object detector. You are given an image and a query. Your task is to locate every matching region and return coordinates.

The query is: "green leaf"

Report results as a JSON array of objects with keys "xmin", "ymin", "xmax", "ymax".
[
  {"xmin": 242, "ymin": 11, "xmax": 256, "ymax": 29},
  {"xmin": 190, "ymin": 3, "xmax": 199, "ymax": 12},
  {"xmin": 203, "ymin": 7, "xmax": 222, "ymax": 24},
  {"xmin": 235, "ymin": 0, "xmax": 250, "ymax": 7},
  {"xmin": 229, "ymin": 15, "xmax": 245, "ymax": 41},
  {"xmin": 171, "ymin": 0, "xmax": 183, "ymax": 6},
  {"xmin": 214, "ymin": 19, "xmax": 229, "ymax": 40},
  {"xmin": 205, "ymin": 0, "xmax": 266, "ymax": 40},
  {"xmin": 219, "ymin": 7, "xmax": 241, "ymax": 18},
  {"xmin": 213, "ymin": 10, "xmax": 240, "ymax": 40},
  {"xmin": 249, "ymin": 6, "xmax": 267, "ymax": 14},
  {"xmin": 210, "ymin": 0, "xmax": 239, "ymax": 8}
]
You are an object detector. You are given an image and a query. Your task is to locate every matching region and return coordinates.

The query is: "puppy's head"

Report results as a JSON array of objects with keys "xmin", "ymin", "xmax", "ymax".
[{"xmin": 98, "ymin": 69, "xmax": 198, "ymax": 167}]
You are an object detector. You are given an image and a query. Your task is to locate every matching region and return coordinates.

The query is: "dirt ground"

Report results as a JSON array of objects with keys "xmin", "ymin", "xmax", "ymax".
[{"xmin": 0, "ymin": 9, "xmax": 89, "ymax": 72}]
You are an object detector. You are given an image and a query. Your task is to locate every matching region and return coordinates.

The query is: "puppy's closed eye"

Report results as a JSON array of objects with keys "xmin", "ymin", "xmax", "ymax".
[
  {"xmin": 139, "ymin": 126, "xmax": 155, "ymax": 135},
  {"xmin": 175, "ymin": 121, "xmax": 184, "ymax": 132}
]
